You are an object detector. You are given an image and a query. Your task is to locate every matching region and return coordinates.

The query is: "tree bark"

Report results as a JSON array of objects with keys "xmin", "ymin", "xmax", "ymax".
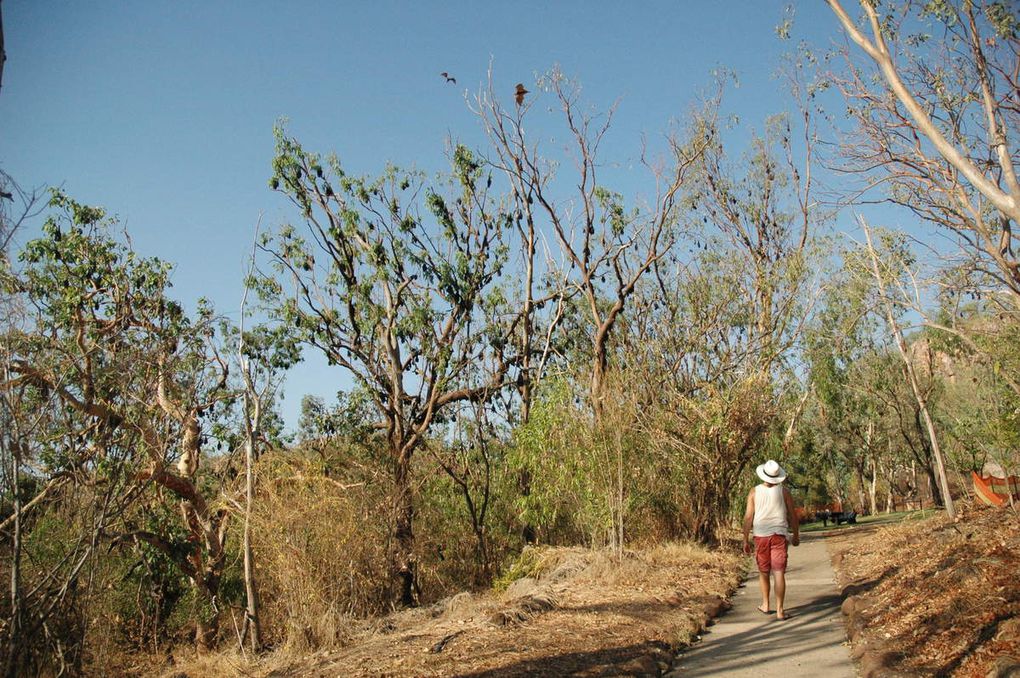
[
  {"xmin": 926, "ymin": 462, "xmax": 943, "ymax": 508},
  {"xmin": 884, "ymin": 456, "xmax": 895, "ymax": 513},
  {"xmin": 4, "ymin": 437, "xmax": 22, "ymax": 678},
  {"xmin": 861, "ymin": 218, "xmax": 956, "ymax": 519},
  {"xmin": 194, "ymin": 581, "xmax": 220, "ymax": 654},
  {"xmin": 855, "ymin": 464, "xmax": 867, "ymax": 515},
  {"xmin": 910, "ymin": 460, "xmax": 919, "ymax": 509},
  {"xmin": 868, "ymin": 455, "xmax": 878, "ymax": 516},
  {"xmin": 241, "ymin": 432, "xmax": 261, "ymax": 651},
  {"xmin": 827, "ymin": 447, "xmax": 845, "ymax": 507},
  {"xmin": 393, "ymin": 453, "xmax": 416, "ymax": 607},
  {"xmin": 591, "ymin": 340, "xmax": 608, "ymax": 423}
]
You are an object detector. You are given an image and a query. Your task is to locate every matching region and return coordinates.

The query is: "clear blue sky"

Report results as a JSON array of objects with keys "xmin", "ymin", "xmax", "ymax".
[{"xmin": 2, "ymin": 1, "xmax": 847, "ymax": 430}]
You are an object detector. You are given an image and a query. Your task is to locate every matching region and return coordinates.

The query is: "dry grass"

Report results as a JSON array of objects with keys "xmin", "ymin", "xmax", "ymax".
[
  {"xmin": 249, "ymin": 452, "xmax": 392, "ymax": 652},
  {"xmin": 166, "ymin": 541, "xmax": 743, "ymax": 677}
]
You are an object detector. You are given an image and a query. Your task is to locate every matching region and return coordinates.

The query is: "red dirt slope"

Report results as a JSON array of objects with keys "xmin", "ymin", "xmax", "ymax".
[{"xmin": 829, "ymin": 503, "xmax": 1020, "ymax": 677}]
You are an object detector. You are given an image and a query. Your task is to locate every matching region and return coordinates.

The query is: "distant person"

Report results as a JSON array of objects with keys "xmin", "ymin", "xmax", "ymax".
[{"xmin": 742, "ymin": 459, "xmax": 800, "ymax": 621}]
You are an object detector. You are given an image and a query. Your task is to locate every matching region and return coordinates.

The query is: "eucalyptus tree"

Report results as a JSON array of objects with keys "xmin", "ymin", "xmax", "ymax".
[
  {"xmin": 261, "ymin": 128, "xmax": 521, "ymax": 606},
  {"xmin": 691, "ymin": 104, "xmax": 819, "ymax": 376},
  {"xmin": 0, "ymin": 193, "xmax": 173, "ymax": 669},
  {"xmin": 2, "ymin": 192, "xmax": 237, "ymax": 654},
  {"xmin": 860, "ymin": 346, "xmax": 948, "ymax": 507},
  {"xmin": 822, "ymin": 4, "xmax": 1020, "ymax": 491},
  {"xmin": 860, "ymin": 220, "xmax": 955, "ymax": 517},
  {"xmin": 835, "ymin": 223, "xmax": 955, "ymax": 513},
  {"xmin": 625, "ymin": 243, "xmax": 790, "ymax": 543},
  {"xmin": 827, "ymin": 0, "xmax": 1020, "ymax": 303},
  {"xmin": 232, "ymin": 242, "xmax": 300, "ymax": 651},
  {"xmin": 620, "ymin": 101, "xmax": 822, "ymax": 542},
  {"xmin": 474, "ymin": 69, "xmax": 703, "ymax": 422},
  {"xmin": 803, "ymin": 256, "xmax": 928, "ymax": 514}
]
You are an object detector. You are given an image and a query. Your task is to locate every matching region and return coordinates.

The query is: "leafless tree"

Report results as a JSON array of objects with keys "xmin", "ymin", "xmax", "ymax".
[{"xmin": 474, "ymin": 67, "xmax": 705, "ymax": 422}]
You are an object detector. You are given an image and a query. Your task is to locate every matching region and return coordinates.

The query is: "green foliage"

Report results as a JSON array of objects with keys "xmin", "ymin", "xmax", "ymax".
[
  {"xmin": 985, "ymin": 2, "xmax": 1018, "ymax": 39},
  {"xmin": 593, "ymin": 186, "xmax": 629, "ymax": 238},
  {"xmin": 297, "ymin": 388, "xmax": 377, "ymax": 444},
  {"xmin": 507, "ymin": 378, "xmax": 636, "ymax": 547},
  {"xmin": 263, "ymin": 125, "xmax": 513, "ymax": 410},
  {"xmin": 508, "ymin": 379, "xmax": 579, "ymax": 538},
  {"xmin": 1, "ymin": 189, "xmax": 251, "ymax": 671},
  {"xmin": 17, "ymin": 191, "xmax": 176, "ymax": 336},
  {"xmin": 492, "ymin": 547, "xmax": 542, "ymax": 592}
]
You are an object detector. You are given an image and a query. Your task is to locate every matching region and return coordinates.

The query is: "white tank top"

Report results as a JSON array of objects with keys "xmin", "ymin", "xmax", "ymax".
[{"xmin": 752, "ymin": 483, "xmax": 790, "ymax": 537}]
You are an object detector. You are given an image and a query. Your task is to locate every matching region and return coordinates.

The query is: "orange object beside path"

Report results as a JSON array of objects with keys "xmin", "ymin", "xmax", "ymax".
[{"xmin": 972, "ymin": 471, "xmax": 1020, "ymax": 507}]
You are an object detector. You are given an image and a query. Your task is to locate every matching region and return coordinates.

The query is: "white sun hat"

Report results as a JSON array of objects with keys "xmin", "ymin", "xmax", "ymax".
[{"xmin": 756, "ymin": 459, "xmax": 787, "ymax": 484}]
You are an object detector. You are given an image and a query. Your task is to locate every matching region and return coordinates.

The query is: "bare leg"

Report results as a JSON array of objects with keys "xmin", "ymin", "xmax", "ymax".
[
  {"xmin": 757, "ymin": 572, "xmax": 770, "ymax": 613},
  {"xmin": 774, "ymin": 569, "xmax": 787, "ymax": 619}
]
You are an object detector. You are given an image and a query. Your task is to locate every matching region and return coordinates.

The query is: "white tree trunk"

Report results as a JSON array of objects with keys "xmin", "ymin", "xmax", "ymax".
[{"xmin": 861, "ymin": 218, "xmax": 956, "ymax": 519}]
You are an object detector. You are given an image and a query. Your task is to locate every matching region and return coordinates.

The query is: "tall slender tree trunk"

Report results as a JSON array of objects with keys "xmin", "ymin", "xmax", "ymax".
[
  {"xmin": 862, "ymin": 219, "xmax": 956, "ymax": 519},
  {"xmin": 241, "ymin": 431, "xmax": 261, "ymax": 650},
  {"xmin": 591, "ymin": 346, "xmax": 608, "ymax": 424},
  {"xmin": 827, "ymin": 448, "xmax": 845, "ymax": 507},
  {"xmin": 4, "ymin": 437, "xmax": 22, "ymax": 678},
  {"xmin": 519, "ymin": 212, "xmax": 536, "ymax": 425},
  {"xmin": 884, "ymin": 459, "xmax": 895, "ymax": 513},
  {"xmin": 615, "ymin": 429, "xmax": 624, "ymax": 553},
  {"xmin": 864, "ymin": 420, "xmax": 877, "ymax": 514},
  {"xmin": 518, "ymin": 214, "xmax": 537, "ymax": 543},
  {"xmin": 884, "ymin": 441, "xmax": 896, "ymax": 512},
  {"xmin": 911, "ymin": 460, "xmax": 919, "ymax": 509},
  {"xmin": 869, "ymin": 456, "xmax": 878, "ymax": 515},
  {"xmin": 856, "ymin": 470, "xmax": 866, "ymax": 513},
  {"xmin": 926, "ymin": 463, "xmax": 943, "ymax": 507}
]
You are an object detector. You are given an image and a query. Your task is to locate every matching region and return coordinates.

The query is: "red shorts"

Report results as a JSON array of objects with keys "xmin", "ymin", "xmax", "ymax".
[{"xmin": 754, "ymin": 534, "xmax": 788, "ymax": 573}]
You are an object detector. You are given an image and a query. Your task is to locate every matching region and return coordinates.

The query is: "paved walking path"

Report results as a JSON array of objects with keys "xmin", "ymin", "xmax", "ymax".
[{"xmin": 667, "ymin": 533, "xmax": 856, "ymax": 677}]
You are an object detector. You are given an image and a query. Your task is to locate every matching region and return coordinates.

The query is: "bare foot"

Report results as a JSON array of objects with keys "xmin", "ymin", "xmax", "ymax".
[
  {"xmin": 757, "ymin": 604, "xmax": 770, "ymax": 614},
  {"xmin": 776, "ymin": 611, "xmax": 791, "ymax": 621}
]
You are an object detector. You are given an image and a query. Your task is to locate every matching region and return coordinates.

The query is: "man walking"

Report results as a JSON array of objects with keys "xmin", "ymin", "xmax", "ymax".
[{"xmin": 742, "ymin": 459, "xmax": 799, "ymax": 620}]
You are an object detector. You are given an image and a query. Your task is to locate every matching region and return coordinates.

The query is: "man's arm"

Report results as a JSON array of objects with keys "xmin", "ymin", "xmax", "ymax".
[
  {"xmin": 742, "ymin": 488, "xmax": 755, "ymax": 554},
  {"xmin": 783, "ymin": 486, "xmax": 800, "ymax": 546}
]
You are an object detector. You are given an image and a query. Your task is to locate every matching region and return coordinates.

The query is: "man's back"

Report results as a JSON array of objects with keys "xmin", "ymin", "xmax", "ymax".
[{"xmin": 752, "ymin": 483, "xmax": 789, "ymax": 537}]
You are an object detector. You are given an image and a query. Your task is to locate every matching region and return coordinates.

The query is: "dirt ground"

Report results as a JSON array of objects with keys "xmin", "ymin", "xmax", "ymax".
[
  {"xmin": 179, "ymin": 542, "xmax": 744, "ymax": 678},
  {"xmin": 827, "ymin": 501, "xmax": 1020, "ymax": 677}
]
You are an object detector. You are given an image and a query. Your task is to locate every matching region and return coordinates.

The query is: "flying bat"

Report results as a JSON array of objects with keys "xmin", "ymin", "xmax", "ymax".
[
  {"xmin": 515, "ymin": 83, "xmax": 529, "ymax": 106},
  {"xmin": 441, "ymin": 72, "xmax": 456, "ymax": 84}
]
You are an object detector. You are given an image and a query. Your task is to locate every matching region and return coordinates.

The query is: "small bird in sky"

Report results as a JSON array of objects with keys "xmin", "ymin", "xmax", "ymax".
[
  {"xmin": 515, "ymin": 83, "xmax": 529, "ymax": 106},
  {"xmin": 440, "ymin": 72, "xmax": 456, "ymax": 84}
]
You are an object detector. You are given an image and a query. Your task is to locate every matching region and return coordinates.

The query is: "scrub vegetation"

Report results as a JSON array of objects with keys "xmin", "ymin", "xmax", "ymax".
[{"xmin": 2, "ymin": 1, "xmax": 1019, "ymax": 675}]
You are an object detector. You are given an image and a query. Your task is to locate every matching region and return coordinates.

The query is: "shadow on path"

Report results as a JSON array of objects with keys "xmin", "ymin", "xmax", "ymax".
[
  {"xmin": 457, "ymin": 640, "xmax": 669, "ymax": 677},
  {"xmin": 668, "ymin": 533, "xmax": 856, "ymax": 677}
]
